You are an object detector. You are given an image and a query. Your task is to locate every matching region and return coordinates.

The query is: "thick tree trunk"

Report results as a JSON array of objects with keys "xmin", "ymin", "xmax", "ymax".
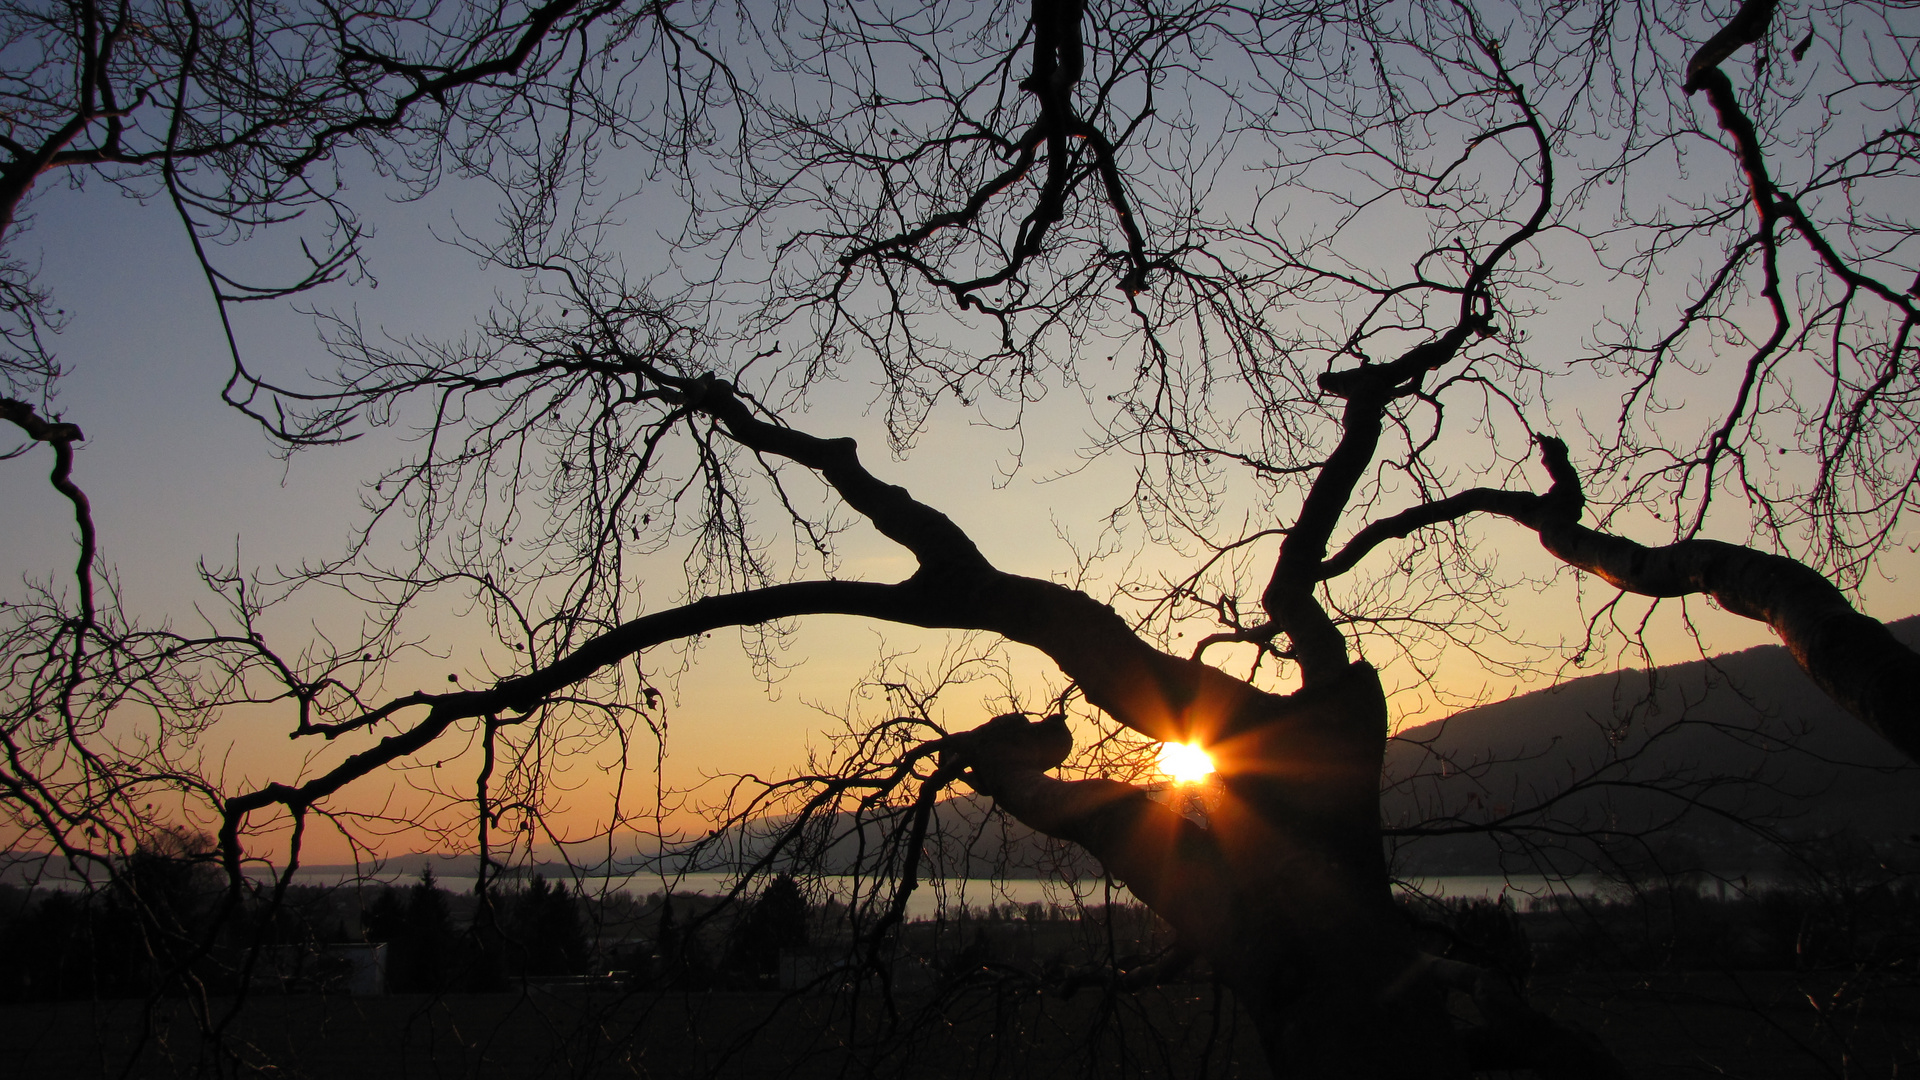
[{"xmin": 951, "ymin": 663, "xmax": 1470, "ymax": 1078}]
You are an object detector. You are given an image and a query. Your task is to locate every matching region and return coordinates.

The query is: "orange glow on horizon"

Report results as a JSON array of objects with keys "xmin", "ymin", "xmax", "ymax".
[{"xmin": 1157, "ymin": 741, "xmax": 1215, "ymax": 784}]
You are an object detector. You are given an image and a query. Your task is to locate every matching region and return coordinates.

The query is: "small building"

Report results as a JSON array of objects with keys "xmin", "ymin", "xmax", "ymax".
[
  {"xmin": 335, "ymin": 942, "xmax": 388, "ymax": 995},
  {"xmin": 255, "ymin": 941, "xmax": 387, "ymax": 995}
]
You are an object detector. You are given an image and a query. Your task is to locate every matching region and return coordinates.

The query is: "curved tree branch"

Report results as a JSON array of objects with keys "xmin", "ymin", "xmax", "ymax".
[
  {"xmin": 1319, "ymin": 434, "xmax": 1920, "ymax": 763},
  {"xmin": 1, "ymin": 398, "xmax": 95, "ymax": 630},
  {"xmin": 1525, "ymin": 454, "xmax": 1920, "ymax": 764}
]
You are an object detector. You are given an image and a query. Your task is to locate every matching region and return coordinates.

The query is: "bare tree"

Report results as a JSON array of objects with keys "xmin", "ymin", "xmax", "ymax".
[{"xmin": 5, "ymin": 0, "xmax": 1920, "ymax": 1076}]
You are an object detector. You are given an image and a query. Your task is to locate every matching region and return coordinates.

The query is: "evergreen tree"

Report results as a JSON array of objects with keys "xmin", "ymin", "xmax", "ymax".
[
  {"xmin": 114, "ymin": 830, "xmax": 222, "ymax": 992},
  {"xmin": 648, "ymin": 894, "xmax": 678, "ymax": 988},
  {"xmin": 725, "ymin": 874, "xmax": 809, "ymax": 976},
  {"xmin": 362, "ymin": 887, "xmax": 404, "ymax": 943},
  {"xmin": 507, "ymin": 874, "xmax": 587, "ymax": 977},
  {"xmin": 402, "ymin": 867, "xmax": 455, "ymax": 991},
  {"xmin": 462, "ymin": 882, "xmax": 509, "ymax": 993}
]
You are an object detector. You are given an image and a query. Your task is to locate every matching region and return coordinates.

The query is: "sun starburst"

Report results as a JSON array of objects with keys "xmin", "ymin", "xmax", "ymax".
[{"xmin": 1157, "ymin": 741, "xmax": 1215, "ymax": 785}]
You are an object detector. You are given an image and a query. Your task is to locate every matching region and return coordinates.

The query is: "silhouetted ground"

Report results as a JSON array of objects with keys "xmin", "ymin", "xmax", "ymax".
[
  {"xmin": 0, "ymin": 985, "xmax": 1262, "ymax": 1078},
  {"xmin": 1, "ymin": 971, "xmax": 1915, "ymax": 1078},
  {"xmin": 1536, "ymin": 972, "xmax": 1920, "ymax": 1078}
]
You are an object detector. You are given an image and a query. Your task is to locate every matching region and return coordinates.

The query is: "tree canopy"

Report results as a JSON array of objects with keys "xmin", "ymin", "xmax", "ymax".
[{"xmin": 3, "ymin": 0, "xmax": 1919, "ymax": 1074}]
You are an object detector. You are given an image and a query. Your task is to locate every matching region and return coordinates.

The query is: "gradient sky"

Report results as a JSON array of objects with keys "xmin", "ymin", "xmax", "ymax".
[
  {"xmin": 3, "ymin": 174, "xmax": 1184, "ymax": 861},
  {"xmin": 5, "ymin": 34, "xmax": 1919, "ymax": 866}
]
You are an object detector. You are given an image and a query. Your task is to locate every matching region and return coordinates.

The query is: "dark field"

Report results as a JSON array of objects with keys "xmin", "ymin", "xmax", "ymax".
[{"xmin": 3, "ymin": 971, "xmax": 1916, "ymax": 1078}]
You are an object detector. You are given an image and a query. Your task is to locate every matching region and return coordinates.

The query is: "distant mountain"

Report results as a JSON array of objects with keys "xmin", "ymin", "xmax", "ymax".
[
  {"xmin": 651, "ymin": 791, "xmax": 1100, "ymax": 883},
  {"xmin": 1381, "ymin": 617, "xmax": 1920, "ymax": 876}
]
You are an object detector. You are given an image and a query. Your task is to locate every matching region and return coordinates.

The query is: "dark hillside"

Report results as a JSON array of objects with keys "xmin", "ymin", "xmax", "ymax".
[{"xmin": 1383, "ymin": 618, "xmax": 1920, "ymax": 876}]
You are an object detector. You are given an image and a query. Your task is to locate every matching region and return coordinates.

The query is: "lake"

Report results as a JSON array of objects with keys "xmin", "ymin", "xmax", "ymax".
[
  {"xmin": 5, "ymin": 854, "xmax": 1743, "ymax": 918},
  {"xmin": 271, "ymin": 867, "xmax": 1629, "ymax": 919}
]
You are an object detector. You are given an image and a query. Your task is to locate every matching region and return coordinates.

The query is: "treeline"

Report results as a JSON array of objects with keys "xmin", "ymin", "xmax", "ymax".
[
  {"xmin": 16, "ymin": 834, "xmax": 1911, "ymax": 1004},
  {"xmin": 0, "ymin": 834, "xmax": 814, "ymax": 1001},
  {"xmin": 0, "ymin": 830, "xmax": 227, "ymax": 1001},
  {"xmin": 357, "ymin": 869, "xmax": 590, "ymax": 992},
  {"xmin": 0, "ymin": 836, "xmax": 1171, "ymax": 1002},
  {"xmin": 0, "ymin": 868, "xmax": 599, "ymax": 999},
  {"xmin": 1411, "ymin": 879, "xmax": 1920, "ymax": 978},
  {"xmin": 360, "ymin": 869, "xmax": 812, "ymax": 993}
]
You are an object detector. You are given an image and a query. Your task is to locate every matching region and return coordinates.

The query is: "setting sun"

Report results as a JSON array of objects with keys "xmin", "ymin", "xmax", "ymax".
[{"xmin": 1158, "ymin": 741, "xmax": 1216, "ymax": 784}]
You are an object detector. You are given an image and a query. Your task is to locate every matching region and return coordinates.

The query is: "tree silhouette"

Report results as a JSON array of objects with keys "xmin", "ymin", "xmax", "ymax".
[
  {"xmin": 504, "ymin": 873, "xmax": 587, "ymax": 978},
  {"xmin": 725, "ymin": 872, "xmax": 809, "ymax": 977},
  {"xmin": 0, "ymin": 0, "xmax": 713, "ymax": 406},
  {"xmin": 363, "ymin": 868, "xmax": 458, "ymax": 992},
  {"xmin": 4, "ymin": 0, "xmax": 1920, "ymax": 1075},
  {"xmin": 645, "ymin": 892, "xmax": 715, "ymax": 990},
  {"xmin": 403, "ymin": 867, "xmax": 456, "ymax": 991}
]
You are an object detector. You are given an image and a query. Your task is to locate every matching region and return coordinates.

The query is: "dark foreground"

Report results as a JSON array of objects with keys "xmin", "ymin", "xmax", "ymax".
[{"xmin": 2, "ymin": 971, "xmax": 1915, "ymax": 1078}]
